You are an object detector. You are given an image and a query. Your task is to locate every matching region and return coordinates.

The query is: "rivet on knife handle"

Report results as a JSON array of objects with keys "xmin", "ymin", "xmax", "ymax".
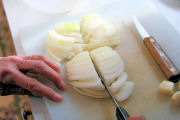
[{"xmin": 144, "ymin": 36, "xmax": 180, "ymax": 82}]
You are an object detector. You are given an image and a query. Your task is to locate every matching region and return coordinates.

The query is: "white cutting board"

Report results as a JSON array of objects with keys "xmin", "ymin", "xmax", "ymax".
[{"xmin": 18, "ymin": 0, "xmax": 180, "ymax": 119}]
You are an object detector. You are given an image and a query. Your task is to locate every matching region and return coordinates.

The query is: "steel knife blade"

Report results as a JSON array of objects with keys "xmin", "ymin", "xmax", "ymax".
[
  {"xmin": 132, "ymin": 15, "xmax": 150, "ymax": 39},
  {"xmin": 91, "ymin": 57, "xmax": 129, "ymax": 120}
]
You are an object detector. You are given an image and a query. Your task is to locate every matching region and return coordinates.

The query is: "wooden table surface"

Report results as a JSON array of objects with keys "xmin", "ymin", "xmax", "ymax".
[{"xmin": 0, "ymin": 1, "xmax": 33, "ymax": 120}]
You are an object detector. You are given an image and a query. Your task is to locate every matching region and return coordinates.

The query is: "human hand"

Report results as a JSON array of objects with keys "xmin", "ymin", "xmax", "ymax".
[
  {"xmin": 128, "ymin": 115, "xmax": 146, "ymax": 120},
  {"xmin": 0, "ymin": 55, "xmax": 66, "ymax": 102}
]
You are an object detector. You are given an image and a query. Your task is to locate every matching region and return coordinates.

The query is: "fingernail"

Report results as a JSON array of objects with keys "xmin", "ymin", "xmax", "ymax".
[
  {"xmin": 59, "ymin": 81, "xmax": 67, "ymax": 90},
  {"xmin": 52, "ymin": 93, "xmax": 63, "ymax": 102},
  {"xmin": 62, "ymin": 81, "xmax": 67, "ymax": 90}
]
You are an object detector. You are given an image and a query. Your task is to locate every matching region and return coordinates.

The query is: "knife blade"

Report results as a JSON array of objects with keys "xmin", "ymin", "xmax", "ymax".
[
  {"xmin": 132, "ymin": 15, "xmax": 180, "ymax": 83},
  {"xmin": 132, "ymin": 15, "xmax": 150, "ymax": 39},
  {"xmin": 91, "ymin": 58, "xmax": 129, "ymax": 120}
]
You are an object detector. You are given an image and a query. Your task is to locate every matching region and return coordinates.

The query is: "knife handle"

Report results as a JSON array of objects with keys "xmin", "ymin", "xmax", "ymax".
[
  {"xmin": 116, "ymin": 107, "xmax": 129, "ymax": 120},
  {"xmin": 144, "ymin": 36, "xmax": 180, "ymax": 82}
]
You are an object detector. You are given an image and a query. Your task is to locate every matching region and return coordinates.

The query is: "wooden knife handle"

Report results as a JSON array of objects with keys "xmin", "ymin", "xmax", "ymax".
[{"xmin": 144, "ymin": 36, "xmax": 180, "ymax": 82}]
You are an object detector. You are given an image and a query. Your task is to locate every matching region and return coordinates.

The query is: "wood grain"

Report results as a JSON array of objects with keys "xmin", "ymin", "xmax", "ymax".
[
  {"xmin": 0, "ymin": 0, "xmax": 33, "ymax": 96},
  {"xmin": 144, "ymin": 36, "xmax": 180, "ymax": 82}
]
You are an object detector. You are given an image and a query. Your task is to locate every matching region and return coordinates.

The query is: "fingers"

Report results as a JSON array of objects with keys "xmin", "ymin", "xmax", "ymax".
[
  {"xmin": 0, "ymin": 55, "xmax": 65, "ymax": 102},
  {"xmin": 12, "ymin": 70, "xmax": 63, "ymax": 102},
  {"xmin": 6, "ymin": 55, "xmax": 66, "ymax": 91},
  {"xmin": 20, "ymin": 55, "xmax": 61, "ymax": 74},
  {"xmin": 17, "ymin": 60, "xmax": 66, "ymax": 90},
  {"xmin": 128, "ymin": 115, "xmax": 146, "ymax": 120}
]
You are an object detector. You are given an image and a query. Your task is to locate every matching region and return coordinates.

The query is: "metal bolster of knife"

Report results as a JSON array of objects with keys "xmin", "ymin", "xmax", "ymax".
[{"xmin": 144, "ymin": 36, "xmax": 180, "ymax": 82}]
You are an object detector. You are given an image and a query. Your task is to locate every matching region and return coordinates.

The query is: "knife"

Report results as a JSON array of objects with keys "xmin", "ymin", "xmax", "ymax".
[
  {"xmin": 132, "ymin": 15, "xmax": 180, "ymax": 83},
  {"xmin": 91, "ymin": 58, "xmax": 130, "ymax": 120}
]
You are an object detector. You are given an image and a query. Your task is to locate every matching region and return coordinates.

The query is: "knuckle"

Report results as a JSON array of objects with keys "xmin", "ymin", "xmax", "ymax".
[
  {"xmin": 6, "ymin": 56, "xmax": 23, "ymax": 65},
  {"xmin": 0, "ymin": 57, "xmax": 9, "ymax": 63},
  {"xmin": 2, "ymin": 66, "xmax": 14, "ymax": 74},
  {"xmin": 36, "ymin": 54, "xmax": 46, "ymax": 60},
  {"xmin": 1, "ymin": 74, "xmax": 15, "ymax": 84},
  {"xmin": 49, "ymin": 87, "xmax": 54, "ymax": 92},
  {"xmin": 27, "ymin": 79, "xmax": 38, "ymax": 91},
  {"xmin": 0, "ymin": 68, "xmax": 15, "ymax": 84},
  {"xmin": 36, "ymin": 61, "xmax": 46, "ymax": 69},
  {"xmin": 7, "ymin": 56, "xmax": 17, "ymax": 62},
  {"xmin": 28, "ymin": 61, "xmax": 47, "ymax": 73},
  {"xmin": 40, "ymin": 54, "xmax": 46, "ymax": 59},
  {"xmin": 0, "ymin": 57, "xmax": 5, "ymax": 61},
  {"xmin": 55, "ymin": 65, "xmax": 60, "ymax": 70}
]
